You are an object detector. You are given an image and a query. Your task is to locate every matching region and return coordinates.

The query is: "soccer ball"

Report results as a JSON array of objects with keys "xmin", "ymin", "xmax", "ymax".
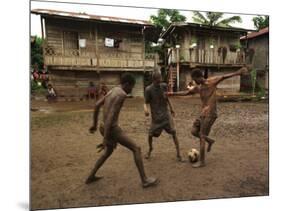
[{"xmin": 188, "ymin": 148, "xmax": 200, "ymax": 163}]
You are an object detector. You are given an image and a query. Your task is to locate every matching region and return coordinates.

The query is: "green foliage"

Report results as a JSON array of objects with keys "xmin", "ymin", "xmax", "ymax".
[
  {"xmin": 31, "ymin": 80, "xmax": 44, "ymax": 91},
  {"xmin": 31, "ymin": 81, "xmax": 47, "ymax": 97},
  {"xmin": 252, "ymin": 16, "xmax": 269, "ymax": 30},
  {"xmin": 145, "ymin": 41, "xmax": 160, "ymax": 54},
  {"xmin": 192, "ymin": 12, "xmax": 242, "ymax": 27},
  {"xmin": 148, "ymin": 9, "xmax": 186, "ymax": 67},
  {"xmin": 150, "ymin": 9, "xmax": 186, "ymax": 31},
  {"xmin": 31, "ymin": 36, "xmax": 44, "ymax": 69}
]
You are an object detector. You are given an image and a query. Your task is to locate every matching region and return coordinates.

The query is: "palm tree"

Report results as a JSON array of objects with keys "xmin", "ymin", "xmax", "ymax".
[
  {"xmin": 192, "ymin": 12, "xmax": 242, "ymax": 27},
  {"xmin": 150, "ymin": 9, "xmax": 186, "ymax": 31}
]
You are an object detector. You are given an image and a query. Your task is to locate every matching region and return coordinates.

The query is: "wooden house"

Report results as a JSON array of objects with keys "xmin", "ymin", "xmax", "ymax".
[
  {"xmin": 240, "ymin": 27, "xmax": 269, "ymax": 91},
  {"xmin": 31, "ymin": 9, "xmax": 159, "ymax": 98},
  {"xmin": 159, "ymin": 22, "xmax": 253, "ymax": 94}
]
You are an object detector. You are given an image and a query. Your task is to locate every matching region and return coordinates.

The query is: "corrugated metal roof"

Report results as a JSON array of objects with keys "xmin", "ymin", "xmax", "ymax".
[
  {"xmin": 31, "ymin": 9, "xmax": 153, "ymax": 26},
  {"xmin": 160, "ymin": 22, "xmax": 255, "ymax": 38},
  {"xmin": 240, "ymin": 27, "xmax": 269, "ymax": 40}
]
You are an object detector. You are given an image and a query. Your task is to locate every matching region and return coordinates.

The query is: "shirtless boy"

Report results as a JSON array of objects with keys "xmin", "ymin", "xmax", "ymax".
[
  {"xmin": 144, "ymin": 71, "xmax": 182, "ymax": 161},
  {"xmin": 170, "ymin": 66, "xmax": 250, "ymax": 167},
  {"xmin": 86, "ymin": 73, "xmax": 158, "ymax": 188}
]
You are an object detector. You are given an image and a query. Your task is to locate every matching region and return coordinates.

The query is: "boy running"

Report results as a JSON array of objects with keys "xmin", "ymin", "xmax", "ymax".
[{"xmin": 86, "ymin": 73, "xmax": 158, "ymax": 188}]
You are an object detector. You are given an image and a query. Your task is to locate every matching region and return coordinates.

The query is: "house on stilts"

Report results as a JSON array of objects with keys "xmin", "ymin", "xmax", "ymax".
[
  {"xmin": 31, "ymin": 9, "xmax": 160, "ymax": 99},
  {"xmin": 159, "ymin": 22, "xmax": 255, "ymax": 94}
]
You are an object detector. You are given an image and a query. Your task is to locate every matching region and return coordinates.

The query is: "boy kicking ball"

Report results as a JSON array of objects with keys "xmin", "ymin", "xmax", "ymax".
[{"xmin": 169, "ymin": 66, "xmax": 250, "ymax": 168}]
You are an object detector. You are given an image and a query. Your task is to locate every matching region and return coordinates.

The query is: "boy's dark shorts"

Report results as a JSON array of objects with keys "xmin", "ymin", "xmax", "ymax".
[
  {"xmin": 192, "ymin": 115, "xmax": 217, "ymax": 136},
  {"xmin": 149, "ymin": 116, "xmax": 176, "ymax": 137},
  {"xmin": 99, "ymin": 124, "xmax": 123, "ymax": 149}
]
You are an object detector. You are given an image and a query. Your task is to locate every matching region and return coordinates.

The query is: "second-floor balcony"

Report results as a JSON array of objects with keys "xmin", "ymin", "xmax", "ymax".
[
  {"xmin": 168, "ymin": 47, "xmax": 246, "ymax": 66},
  {"xmin": 43, "ymin": 46, "xmax": 157, "ymax": 70}
]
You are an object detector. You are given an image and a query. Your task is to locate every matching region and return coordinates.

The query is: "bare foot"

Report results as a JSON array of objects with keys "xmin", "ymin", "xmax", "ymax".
[
  {"xmin": 207, "ymin": 140, "xmax": 215, "ymax": 152},
  {"xmin": 192, "ymin": 161, "xmax": 205, "ymax": 168},
  {"xmin": 142, "ymin": 177, "xmax": 159, "ymax": 188},
  {"xmin": 85, "ymin": 176, "xmax": 103, "ymax": 184}
]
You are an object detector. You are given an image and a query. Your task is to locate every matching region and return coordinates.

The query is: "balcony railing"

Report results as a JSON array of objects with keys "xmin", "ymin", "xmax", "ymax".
[
  {"xmin": 43, "ymin": 47, "xmax": 157, "ymax": 69},
  {"xmin": 168, "ymin": 47, "xmax": 246, "ymax": 65}
]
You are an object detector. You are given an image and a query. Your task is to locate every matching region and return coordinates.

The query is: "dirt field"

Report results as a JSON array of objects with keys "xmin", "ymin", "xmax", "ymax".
[{"xmin": 31, "ymin": 97, "xmax": 269, "ymax": 210}]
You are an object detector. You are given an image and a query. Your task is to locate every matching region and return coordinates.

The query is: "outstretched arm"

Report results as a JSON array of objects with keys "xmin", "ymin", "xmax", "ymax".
[
  {"xmin": 212, "ymin": 66, "xmax": 249, "ymax": 85},
  {"xmin": 168, "ymin": 85, "xmax": 199, "ymax": 96},
  {"xmin": 89, "ymin": 96, "xmax": 105, "ymax": 133}
]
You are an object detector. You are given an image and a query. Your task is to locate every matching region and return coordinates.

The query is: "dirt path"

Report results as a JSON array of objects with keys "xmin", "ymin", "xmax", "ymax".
[{"xmin": 31, "ymin": 97, "xmax": 268, "ymax": 210}]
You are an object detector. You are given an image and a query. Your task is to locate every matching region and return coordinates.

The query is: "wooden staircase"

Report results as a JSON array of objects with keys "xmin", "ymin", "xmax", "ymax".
[{"xmin": 168, "ymin": 65, "xmax": 177, "ymax": 93}]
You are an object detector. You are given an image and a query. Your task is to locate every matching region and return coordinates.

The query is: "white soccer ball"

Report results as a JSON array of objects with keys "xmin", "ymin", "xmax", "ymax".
[{"xmin": 188, "ymin": 148, "xmax": 200, "ymax": 163}]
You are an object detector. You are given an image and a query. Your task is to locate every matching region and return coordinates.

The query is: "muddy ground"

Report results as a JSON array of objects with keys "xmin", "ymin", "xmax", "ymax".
[{"xmin": 31, "ymin": 97, "xmax": 269, "ymax": 210}]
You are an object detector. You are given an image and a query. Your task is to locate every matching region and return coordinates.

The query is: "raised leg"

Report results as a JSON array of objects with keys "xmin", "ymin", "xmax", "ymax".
[
  {"xmin": 85, "ymin": 146, "xmax": 114, "ymax": 184},
  {"xmin": 191, "ymin": 121, "xmax": 215, "ymax": 152}
]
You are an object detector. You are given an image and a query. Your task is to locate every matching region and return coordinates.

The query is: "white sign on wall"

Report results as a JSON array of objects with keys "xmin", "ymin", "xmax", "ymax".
[
  {"xmin": 105, "ymin": 38, "xmax": 114, "ymax": 47},
  {"xmin": 79, "ymin": 39, "xmax": 86, "ymax": 48}
]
